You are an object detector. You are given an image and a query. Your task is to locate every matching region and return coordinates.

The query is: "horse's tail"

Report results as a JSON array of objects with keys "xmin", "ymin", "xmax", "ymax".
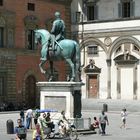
[
  {"xmin": 73, "ymin": 41, "xmax": 81, "ymax": 82},
  {"xmin": 73, "ymin": 41, "xmax": 80, "ymax": 63}
]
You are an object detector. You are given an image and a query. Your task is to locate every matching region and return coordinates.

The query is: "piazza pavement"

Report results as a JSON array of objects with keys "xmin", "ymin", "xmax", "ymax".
[{"xmin": 1, "ymin": 99, "xmax": 140, "ymax": 140}]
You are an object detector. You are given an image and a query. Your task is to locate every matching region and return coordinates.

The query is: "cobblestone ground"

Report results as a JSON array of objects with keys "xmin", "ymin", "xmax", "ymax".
[{"xmin": 1, "ymin": 111, "xmax": 140, "ymax": 140}]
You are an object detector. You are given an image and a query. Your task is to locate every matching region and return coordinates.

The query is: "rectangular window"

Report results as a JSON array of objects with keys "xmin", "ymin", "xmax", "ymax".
[
  {"xmin": 85, "ymin": 1, "xmax": 98, "ymax": 21},
  {"xmin": 8, "ymin": 29, "xmax": 14, "ymax": 48},
  {"xmin": 119, "ymin": 0, "xmax": 134, "ymax": 18},
  {"xmin": 87, "ymin": 45, "xmax": 98, "ymax": 55},
  {"xmin": 122, "ymin": 1, "xmax": 130, "ymax": 17},
  {"xmin": 28, "ymin": 3, "xmax": 35, "ymax": 11},
  {"xmin": 0, "ymin": 74, "xmax": 6, "ymax": 96},
  {"xmin": 27, "ymin": 30, "xmax": 35, "ymax": 50},
  {"xmin": 0, "ymin": 27, "xmax": 4, "ymax": 48},
  {"xmin": 76, "ymin": 12, "xmax": 81, "ymax": 23},
  {"xmin": 87, "ymin": 5, "xmax": 95, "ymax": 20},
  {"xmin": 0, "ymin": 0, "xmax": 3, "ymax": 6},
  {"xmin": 0, "ymin": 77, "xmax": 4, "ymax": 95}
]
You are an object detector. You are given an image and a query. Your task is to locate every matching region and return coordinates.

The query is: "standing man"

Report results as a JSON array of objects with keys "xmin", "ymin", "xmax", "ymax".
[
  {"xmin": 33, "ymin": 108, "xmax": 40, "ymax": 126},
  {"xmin": 50, "ymin": 11, "xmax": 65, "ymax": 50},
  {"xmin": 20, "ymin": 109, "xmax": 25, "ymax": 125},
  {"xmin": 26, "ymin": 108, "xmax": 33, "ymax": 129},
  {"xmin": 99, "ymin": 111, "xmax": 109, "ymax": 135}
]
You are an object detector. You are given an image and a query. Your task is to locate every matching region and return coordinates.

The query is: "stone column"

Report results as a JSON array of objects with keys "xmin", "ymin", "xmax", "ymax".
[
  {"xmin": 117, "ymin": 66, "xmax": 121, "ymax": 99},
  {"xmin": 106, "ymin": 59, "xmax": 111, "ymax": 99},
  {"xmin": 133, "ymin": 64, "xmax": 137, "ymax": 100}
]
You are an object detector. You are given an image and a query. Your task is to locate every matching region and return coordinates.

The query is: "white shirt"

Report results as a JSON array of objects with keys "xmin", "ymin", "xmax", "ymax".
[
  {"xmin": 26, "ymin": 109, "xmax": 33, "ymax": 118},
  {"xmin": 121, "ymin": 111, "xmax": 127, "ymax": 120}
]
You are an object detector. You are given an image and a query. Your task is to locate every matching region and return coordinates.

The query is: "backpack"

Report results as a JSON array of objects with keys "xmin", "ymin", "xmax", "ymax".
[
  {"xmin": 20, "ymin": 110, "xmax": 24, "ymax": 117},
  {"xmin": 34, "ymin": 110, "xmax": 40, "ymax": 119}
]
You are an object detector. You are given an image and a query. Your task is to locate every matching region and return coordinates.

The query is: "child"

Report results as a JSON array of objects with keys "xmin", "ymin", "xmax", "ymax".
[
  {"xmin": 32, "ymin": 123, "xmax": 44, "ymax": 140},
  {"xmin": 120, "ymin": 108, "xmax": 127, "ymax": 128}
]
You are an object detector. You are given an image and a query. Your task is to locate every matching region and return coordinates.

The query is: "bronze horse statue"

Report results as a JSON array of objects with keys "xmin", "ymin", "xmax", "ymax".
[{"xmin": 35, "ymin": 29, "xmax": 81, "ymax": 82}]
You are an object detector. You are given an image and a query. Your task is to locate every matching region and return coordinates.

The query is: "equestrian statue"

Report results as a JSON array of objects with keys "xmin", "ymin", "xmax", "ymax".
[{"xmin": 35, "ymin": 12, "xmax": 81, "ymax": 82}]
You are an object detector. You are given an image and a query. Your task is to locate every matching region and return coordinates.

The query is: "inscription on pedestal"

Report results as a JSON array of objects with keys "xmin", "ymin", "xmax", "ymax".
[{"xmin": 45, "ymin": 96, "xmax": 66, "ymax": 112}]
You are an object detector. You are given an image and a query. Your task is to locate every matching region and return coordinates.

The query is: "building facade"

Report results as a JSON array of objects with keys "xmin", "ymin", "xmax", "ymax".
[
  {"xmin": 0, "ymin": 0, "xmax": 72, "ymax": 109},
  {"xmin": 71, "ymin": 0, "xmax": 140, "ymax": 100}
]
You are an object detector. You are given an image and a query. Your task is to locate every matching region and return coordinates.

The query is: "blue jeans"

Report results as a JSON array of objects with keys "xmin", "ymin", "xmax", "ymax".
[
  {"xmin": 36, "ymin": 136, "xmax": 41, "ymax": 140},
  {"xmin": 26, "ymin": 117, "xmax": 31, "ymax": 129},
  {"xmin": 100, "ymin": 123, "xmax": 106, "ymax": 134}
]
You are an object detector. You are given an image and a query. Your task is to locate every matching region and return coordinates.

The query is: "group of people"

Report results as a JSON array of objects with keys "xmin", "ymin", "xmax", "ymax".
[
  {"xmin": 90, "ymin": 108, "xmax": 127, "ymax": 135},
  {"xmin": 14, "ymin": 109, "xmax": 70, "ymax": 140},
  {"xmin": 90, "ymin": 110, "xmax": 109, "ymax": 135},
  {"xmin": 15, "ymin": 108, "xmax": 42, "ymax": 140},
  {"xmin": 40, "ymin": 110, "xmax": 69, "ymax": 138}
]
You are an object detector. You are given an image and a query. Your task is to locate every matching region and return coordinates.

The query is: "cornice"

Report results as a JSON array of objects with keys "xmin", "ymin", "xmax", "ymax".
[{"xmin": 37, "ymin": 0, "xmax": 72, "ymax": 5}]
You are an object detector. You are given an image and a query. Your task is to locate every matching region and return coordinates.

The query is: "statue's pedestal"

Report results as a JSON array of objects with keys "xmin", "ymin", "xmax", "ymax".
[{"xmin": 37, "ymin": 82, "xmax": 84, "ymax": 118}]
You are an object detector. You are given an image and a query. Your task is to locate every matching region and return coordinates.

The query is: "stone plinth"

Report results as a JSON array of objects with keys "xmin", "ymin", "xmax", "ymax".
[{"xmin": 37, "ymin": 82, "xmax": 84, "ymax": 118}]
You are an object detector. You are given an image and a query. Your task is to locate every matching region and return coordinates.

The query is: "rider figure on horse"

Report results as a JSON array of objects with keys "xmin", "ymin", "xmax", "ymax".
[
  {"xmin": 40, "ymin": 12, "xmax": 65, "ymax": 61},
  {"xmin": 50, "ymin": 11, "xmax": 65, "ymax": 51}
]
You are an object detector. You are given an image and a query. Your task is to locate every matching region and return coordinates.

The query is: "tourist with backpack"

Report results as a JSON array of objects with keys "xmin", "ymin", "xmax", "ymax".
[
  {"xmin": 34, "ymin": 108, "xmax": 40, "ymax": 126},
  {"xmin": 20, "ymin": 110, "xmax": 25, "ymax": 125}
]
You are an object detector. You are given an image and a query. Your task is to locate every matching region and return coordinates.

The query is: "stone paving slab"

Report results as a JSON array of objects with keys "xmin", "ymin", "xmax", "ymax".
[
  {"xmin": 82, "ymin": 99, "xmax": 140, "ymax": 112},
  {"xmin": 1, "ymin": 109, "xmax": 140, "ymax": 140}
]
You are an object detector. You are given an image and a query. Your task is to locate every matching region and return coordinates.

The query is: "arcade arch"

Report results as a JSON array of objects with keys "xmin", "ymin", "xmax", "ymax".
[{"xmin": 108, "ymin": 36, "xmax": 140, "ymax": 99}]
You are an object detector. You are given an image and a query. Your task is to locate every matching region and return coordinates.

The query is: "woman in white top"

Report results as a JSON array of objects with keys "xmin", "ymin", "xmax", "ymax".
[{"xmin": 120, "ymin": 108, "xmax": 127, "ymax": 128}]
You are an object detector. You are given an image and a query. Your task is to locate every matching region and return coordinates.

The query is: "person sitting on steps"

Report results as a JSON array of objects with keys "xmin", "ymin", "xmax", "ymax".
[{"xmin": 90, "ymin": 116, "xmax": 99, "ymax": 131}]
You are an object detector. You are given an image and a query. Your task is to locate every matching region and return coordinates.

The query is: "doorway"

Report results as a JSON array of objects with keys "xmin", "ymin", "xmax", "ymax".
[
  {"xmin": 88, "ymin": 74, "xmax": 98, "ymax": 98},
  {"xmin": 25, "ymin": 75, "xmax": 36, "ymax": 108}
]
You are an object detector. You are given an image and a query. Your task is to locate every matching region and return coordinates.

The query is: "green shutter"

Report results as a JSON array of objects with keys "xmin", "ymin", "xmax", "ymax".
[
  {"xmin": 94, "ymin": 4, "xmax": 98, "ymax": 20},
  {"xmin": 130, "ymin": 1, "xmax": 135, "ymax": 17},
  {"xmin": 118, "ymin": 3, "xmax": 122, "ymax": 18},
  {"xmin": 83, "ymin": 2, "xmax": 87, "ymax": 21}
]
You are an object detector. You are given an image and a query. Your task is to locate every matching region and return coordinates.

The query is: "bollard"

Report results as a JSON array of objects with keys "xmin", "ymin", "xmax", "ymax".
[
  {"xmin": 6, "ymin": 119, "xmax": 14, "ymax": 134},
  {"xmin": 103, "ymin": 103, "xmax": 108, "ymax": 112}
]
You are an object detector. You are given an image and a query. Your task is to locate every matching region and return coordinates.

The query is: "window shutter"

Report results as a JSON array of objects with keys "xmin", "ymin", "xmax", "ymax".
[
  {"xmin": 83, "ymin": 2, "xmax": 87, "ymax": 21},
  {"xmin": 130, "ymin": 1, "xmax": 135, "ymax": 17},
  {"xmin": 71, "ymin": 12, "xmax": 76, "ymax": 24},
  {"xmin": 0, "ymin": 27, "xmax": 4, "ymax": 48},
  {"xmin": 118, "ymin": 3, "xmax": 122, "ymax": 18},
  {"xmin": 94, "ymin": 4, "xmax": 98, "ymax": 20}
]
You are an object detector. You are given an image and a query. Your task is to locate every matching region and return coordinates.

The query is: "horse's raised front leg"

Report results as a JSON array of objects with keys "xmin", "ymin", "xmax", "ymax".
[
  {"xmin": 65, "ymin": 58, "xmax": 75, "ymax": 81},
  {"xmin": 39, "ymin": 60, "xmax": 46, "ymax": 74}
]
